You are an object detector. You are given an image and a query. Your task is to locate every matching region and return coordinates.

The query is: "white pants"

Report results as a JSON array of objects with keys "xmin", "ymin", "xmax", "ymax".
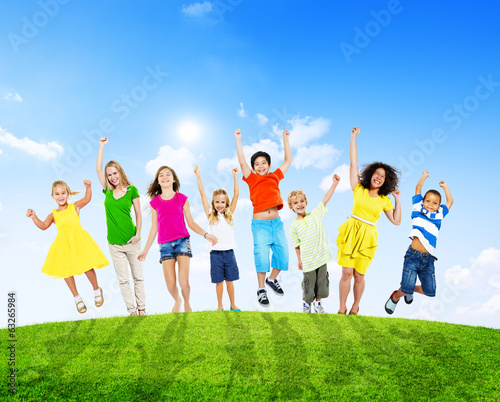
[{"xmin": 108, "ymin": 242, "xmax": 146, "ymax": 313}]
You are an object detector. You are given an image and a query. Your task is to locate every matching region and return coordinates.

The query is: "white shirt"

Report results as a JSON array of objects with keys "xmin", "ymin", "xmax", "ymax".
[{"xmin": 207, "ymin": 214, "xmax": 237, "ymax": 251}]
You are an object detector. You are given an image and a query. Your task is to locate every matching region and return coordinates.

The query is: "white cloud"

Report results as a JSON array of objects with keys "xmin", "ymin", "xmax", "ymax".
[
  {"xmin": 3, "ymin": 92, "xmax": 22, "ymax": 102},
  {"xmin": 319, "ymin": 164, "xmax": 351, "ymax": 193},
  {"xmin": 288, "ymin": 115, "xmax": 331, "ymax": 148},
  {"xmin": 256, "ymin": 113, "xmax": 269, "ymax": 126},
  {"xmin": 444, "ymin": 247, "xmax": 500, "ymax": 290},
  {"xmin": 237, "ymin": 102, "xmax": 247, "ymax": 118},
  {"xmin": 0, "ymin": 127, "xmax": 63, "ymax": 161},
  {"xmin": 181, "ymin": 1, "xmax": 213, "ymax": 17},
  {"xmin": 235, "ymin": 198, "xmax": 252, "ymax": 214},
  {"xmin": 145, "ymin": 145, "xmax": 197, "ymax": 184},
  {"xmin": 0, "ymin": 149, "xmax": 3, "ymax": 155},
  {"xmin": 217, "ymin": 139, "xmax": 282, "ymax": 172},
  {"xmin": 294, "ymin": 144, "xmax": 341, "ymax": 170},
  {"xmin": 456, "ymin": 294, "xmax": 500, "ymax": 316}
]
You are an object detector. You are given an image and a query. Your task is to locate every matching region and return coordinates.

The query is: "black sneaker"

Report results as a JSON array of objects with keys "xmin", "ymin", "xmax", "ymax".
[
  {"xmin": 404, "ymin": 294, "xmax": 414, "ymax": 304},
  {"xmin": 266, "ymin": 278, "xmax": 284, "ymax": 296},
  {"xmin": 257, "ymin": 289, "xmax": 270, "ymax": 307}
]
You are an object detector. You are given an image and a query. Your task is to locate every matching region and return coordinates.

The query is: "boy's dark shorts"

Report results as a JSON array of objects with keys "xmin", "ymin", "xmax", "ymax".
[
  {"xmin": 400, "ymin": 246, "xmax": 437, "ymax": 297},
  {"xmin": 302, "ymin": 264, "xmax": 329, "ymax": 303},
  {"xmin": 210, "ymin": 249, "xmax": 240, "ymax": 283}
]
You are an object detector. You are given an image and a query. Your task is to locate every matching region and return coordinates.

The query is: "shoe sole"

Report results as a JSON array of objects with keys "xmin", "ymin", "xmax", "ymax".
[
  {"xmin": 265, "ymin": 282, "xmax": 284, "ymax": 296},
  {"xmin": 258, "ymin": 302, "xmax": 270, "ymax": 308}
]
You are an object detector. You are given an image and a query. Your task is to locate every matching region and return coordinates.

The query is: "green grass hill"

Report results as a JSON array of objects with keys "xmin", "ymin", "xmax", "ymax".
[{"xmin": 2, "ymin": 312, "xmax": 499, "ymax": 401}]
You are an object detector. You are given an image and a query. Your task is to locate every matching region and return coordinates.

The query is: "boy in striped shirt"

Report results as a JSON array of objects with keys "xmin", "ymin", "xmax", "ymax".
[
  {"xmin": 385, "ymin": 170, "xmax": 453, "ymax": 314},
  {"xmin": 288, "ymin": 174, "xmax": 341, "ymax": 313}
]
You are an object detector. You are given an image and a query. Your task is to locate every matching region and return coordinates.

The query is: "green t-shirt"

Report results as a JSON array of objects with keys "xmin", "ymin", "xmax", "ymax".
[{"xmin": 103, "ymin": 185, "xmax": 140, "ymax": 245}]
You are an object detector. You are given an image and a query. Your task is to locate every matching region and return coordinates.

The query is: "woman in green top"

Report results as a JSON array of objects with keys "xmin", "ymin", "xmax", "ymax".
[{"xmin": 96, "ymin": 137, "xmax": 146, "ymax": 316}]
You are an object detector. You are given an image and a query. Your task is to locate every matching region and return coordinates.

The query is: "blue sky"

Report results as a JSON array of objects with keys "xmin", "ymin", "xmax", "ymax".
[{"xmin": 1, "ymin": 0, "xmax": 499, "ymax": 328}]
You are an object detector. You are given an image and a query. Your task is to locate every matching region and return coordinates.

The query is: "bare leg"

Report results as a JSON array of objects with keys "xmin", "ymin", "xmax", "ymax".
[
  {"xmin": 351, "ymin": 269, "xmax": 365, "ymax": 313},
  {"xmin": 177, "ymin": 256, "xmax": 192, "ymax": 312},
  {"xmin": 268, "ymin": 268, "xmax": 281, "ymax": 281},
  {"xmin": 226, "ymin": 281, "xmax": 238, "ymax": 310},
  {"xmin": 64, "ymin": 276, "xmax": 79, "ymax": 297},
  {"xmin": 216, "ymin": 282, "xmax": 224, "ymax": 310},
  {"xmin": 393, "ymin": 285, "xmax": 424, "ymax": 302},
  {"xmin": 257, "ymin": 272, "xmax": 266, "ymax": 288},
  {"xmin": 414, "ymin": 285, "xmax": 425, "ymax": 295},
  {"xmin": 162, "ymin": 259, "xmax": 182, "ymax": 312},
  {"xmin": 84, "ymin": 269, "xmax": 99, "ymax": 290},
  {"xmin": 339, "ymin": 267, "xmax": 354, "ymax": 313}
]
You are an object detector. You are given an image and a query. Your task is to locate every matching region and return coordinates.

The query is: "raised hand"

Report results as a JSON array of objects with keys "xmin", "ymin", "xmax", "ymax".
[
  {"xmin": 333, "ymin": 174, "xmax": 341, "ymax": 183},
  {"xmin": 83, "ymin": 180, "xmax": 92, "ymax": 188},
  {"xmin": 26, "ymin": 209, "xmax": 36, "ymax": 219},
  {"xmin": 283, "ymin": 129, "xmax": 290, "ymax": 136},
  {"xmin": 234, "ymin": 129, "xmax": 241, "ymax": 139},
  {"xmin": 194, "ymin": 165, "xmax": 200, "ymax": 175},
  {"xmin": 232, "ymin": 167, "xmax": 239, "ymax": 176},
  {"xmin": 392, "ymin": 189, "xmax": 401, "ymax": 200},
  {"xmin": 422, "ymin": 170, "xmax": 430, "ymax": 178},
  {"xmin": 439, "ymin": 180, "xmax": 447, "ymax": 188},
  {"xmin": 99, "ymin": 137, "xmax": 108, "ymax": 146},
  {"xmin": 351, "ymin": 126, "xmax": 360, "ymax": 136}
]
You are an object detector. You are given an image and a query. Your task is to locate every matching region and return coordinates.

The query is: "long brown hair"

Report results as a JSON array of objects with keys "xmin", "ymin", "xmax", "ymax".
[
  {"xmin": 104, "ymin": 160, "xmax": 133, "ymax": 190},
  {"xmin": 146, "ymin": 166, "xmax": 180, "ymax": 198},
  {"xmin": 209, "ymin": 189, "xmax": 234, "ymax": 225}
]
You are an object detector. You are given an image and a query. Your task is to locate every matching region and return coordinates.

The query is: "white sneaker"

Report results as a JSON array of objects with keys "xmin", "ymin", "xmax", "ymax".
[
  {"xmin": 302, "ymin": 302, "xmax": 311, "ymax": 313},
  {"xmin": 314, "ymin": 301, "xmax": 325, "ymax": 314}
]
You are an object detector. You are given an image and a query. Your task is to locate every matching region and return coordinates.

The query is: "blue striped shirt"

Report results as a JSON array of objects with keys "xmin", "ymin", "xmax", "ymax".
[{"xmin": 408, "ymin": 194, "xmax": 449, "ymax": 257}]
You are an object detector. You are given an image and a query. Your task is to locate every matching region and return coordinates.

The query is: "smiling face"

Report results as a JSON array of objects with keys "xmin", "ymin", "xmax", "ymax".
[
  {"xmin": 423, "ymin": 192, "xmax": 441, "ymax": 212},
  {"xmin": 253, "ymin": 156, "xmax": 270, "ymax": 176},
  {"xmin": 213, "ymin": 193, "xmax": 228, "ymax": 213},
  {"xmin": 370, "ymin": 168, "xmax": 386, "ymax": 189},
  {"xmin": 289, "ymin": 195, "xmax": 307, "ymax": 216},
  {"xmin": 52, "ymin": 185, "xmax": 69, "ymax": 207},
  {"xmin": 106, "ymin": 166, "xmax": 121, "ymax": 187},
  {"xmin": 158, "ymin": 168, "xmax": 175, "ymax": 188}
]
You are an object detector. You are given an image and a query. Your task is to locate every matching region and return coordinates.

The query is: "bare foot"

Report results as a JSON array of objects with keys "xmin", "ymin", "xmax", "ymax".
[
  {"xmin": 217, "ymin": 307, "xmax": 223, "ymax": 311},
  {"xmin": 172, "ymin": 299, "xmax": 182, "ymax": 313},
  {"xmin": 130, "ymin": 311, "xmax": 138, "ymax": 316},
  {"xmin": 138, "ymin": 309, "xmax": 146, "ymax": 316},
  {"xmin": 184, "ymin": 303, "xmax": 192, "ymax": 312}
]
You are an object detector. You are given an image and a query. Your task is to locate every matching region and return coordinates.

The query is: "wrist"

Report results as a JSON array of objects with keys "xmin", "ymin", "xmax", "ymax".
[{"xmin": 203, "ymin": 232, "xmax": 208, "ymax": 238}]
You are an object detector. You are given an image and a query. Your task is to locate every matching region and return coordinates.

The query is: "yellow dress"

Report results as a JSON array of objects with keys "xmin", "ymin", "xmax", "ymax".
[
  {"xmin": 41, "ymin": 204, "xmax": 109, "ymax": 279},
  {"xmin": 336, "ymin": 182, "xmax": 393, "ymax": 274}
]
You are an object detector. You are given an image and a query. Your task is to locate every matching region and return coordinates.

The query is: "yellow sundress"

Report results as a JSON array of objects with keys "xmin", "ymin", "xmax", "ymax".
[
  {"xmin": 336, "ymin": 182, "xmax": 393, "ymax": 274},
  {"xmin": 41, "ymin": 204, "xmax": 109, "ymax": 279}
]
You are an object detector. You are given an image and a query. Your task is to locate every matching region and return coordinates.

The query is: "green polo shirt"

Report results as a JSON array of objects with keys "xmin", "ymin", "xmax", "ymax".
[{"xmin": 103, "ymin": 185, "xmax": 140, "ymax": 245}]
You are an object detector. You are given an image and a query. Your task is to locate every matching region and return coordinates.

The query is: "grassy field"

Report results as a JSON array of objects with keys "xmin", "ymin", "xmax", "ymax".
[{"xmin": 2, "ymin": 312, "xmax": 499, "ymax": 401}]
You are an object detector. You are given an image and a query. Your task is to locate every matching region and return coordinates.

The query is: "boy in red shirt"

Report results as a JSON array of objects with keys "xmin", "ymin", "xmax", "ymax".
[{"xmin": 234, "ymin": 128, "xmax": 292, "ymax": 307}]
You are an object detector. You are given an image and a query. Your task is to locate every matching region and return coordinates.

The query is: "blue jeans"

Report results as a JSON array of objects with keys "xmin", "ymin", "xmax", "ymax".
[
  {"xmin": 159, "ymin": 237, "xmax": 192, "ymax": 263},
  {"xmin": 400, "ymin": 246, "xmax": 436, "ymax": 297}
]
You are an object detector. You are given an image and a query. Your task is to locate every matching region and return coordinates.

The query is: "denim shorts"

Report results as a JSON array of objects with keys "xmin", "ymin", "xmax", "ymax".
[
  {"xmin": 159, "ymin": 237, "xmax": 192, "ymax": 263},
  {"xmin": 210, "ymin": 249, "xmax": 239, "ymax": 283},
  {"xmin": 400, "ymin": 246, "xmax": 437, "ymax": 297},
  {"xmin": 251, "ymin": 217, "xmax": 289, "ymax": 273}
]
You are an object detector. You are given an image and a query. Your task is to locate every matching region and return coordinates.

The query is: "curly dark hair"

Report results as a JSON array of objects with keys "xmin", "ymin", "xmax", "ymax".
[
  {"xmin": 251, "ymin": 151, "xmax": 271, "ymax": 169},
  {"xmin": 359, "ymin": 161, "xmax": 400, "ymax": 196}
]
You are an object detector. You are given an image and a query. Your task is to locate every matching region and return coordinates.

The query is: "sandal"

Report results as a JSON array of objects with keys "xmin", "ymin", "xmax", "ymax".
[
  {"xmin": 76, "ymin": 300, "xmax": 87, "ymax": 314},
  {"xmin": 138, "ymin": 309, "xmax": 146, "ymax": 316},
  {"xmin": 337, "ymin": 310, "xmax": 347, "ymax": 315},
  {"xmin": 95, "ymin": 287, "xmax": 104, "ymax": 308},
  {"xmin": 349, "ymin": 307, "xmax": 359, "ymax": 315}
]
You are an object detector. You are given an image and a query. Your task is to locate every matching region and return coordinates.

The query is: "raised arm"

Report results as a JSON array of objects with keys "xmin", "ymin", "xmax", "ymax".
[
  {"xmin": 439, "ymin": 180, "xmax": 454, "ymax": 210},
  {"xmin": 26, "ymin": 209, "xmax": 54, "ymax": 231},
  {"xmin": 229, "ymin": 167, "xmax": 239, "ymax": 214},
  {"xmin": 74, "ymin": 180, "xmax": 92, "ymax": 210},
  {"xmin": 384, "ymin": 190, "xmax": 401, "ymax": 226},
  {"xmin": 279, "ymin": 129, "xmax": 292, "ymax": 174},
  {"xmin": 183, "ymin": 200, "xmax": 218, "ymax": 246},
  {"xmin": 193, "ymin": 166, "xmax": 210, "ymax": 219},
  {"xmin": 350, "ymin": 126, "xmax": 360, "ymax": 191},
  {"xmin": 137, "ymin": 207, "xmax": 158, "ymax": 261},
  {"xmin": 128, "ymin": 197, "xmax": 142, "ymax": 244},
  {"xmin": 415, "ymin": 170, "xmax": 429, "ymax": 195},
  {"xmin": 234, "ymin": 129, "xmax": 251, "ymax": 178},
  {"xmin": 322, "ymin": 174, "xmax": 341, "ymax": 206},
  {"xmin": 96, "ymin": 137, "xmax": 108, "ymax": 189}
]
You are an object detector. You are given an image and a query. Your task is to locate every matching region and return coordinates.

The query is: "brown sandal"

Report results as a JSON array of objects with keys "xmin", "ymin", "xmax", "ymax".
[
  {"xmin": 337, "ymin": 310, "xmax": 347, "ymax": 315},
  {"xmin": 348, "ymin": 307, "xmax": 359, "ymax": 315}
]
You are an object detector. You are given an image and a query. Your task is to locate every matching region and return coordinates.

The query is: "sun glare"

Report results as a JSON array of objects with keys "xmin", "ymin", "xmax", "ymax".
[{"xmin": 178, "ymin": 121, "xmax": 201, "ymax": 142}]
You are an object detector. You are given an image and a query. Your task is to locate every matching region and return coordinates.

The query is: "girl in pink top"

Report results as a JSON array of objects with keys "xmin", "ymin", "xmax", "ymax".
[{"xmin": 138, "ymin": 166, "xmax": 217, "ymax": 313}]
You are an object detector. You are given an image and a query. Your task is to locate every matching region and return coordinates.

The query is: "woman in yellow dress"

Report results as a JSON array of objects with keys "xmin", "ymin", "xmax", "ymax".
[
  {"xmin": 337, "ymin": 126, "xmax": 401, "ymax": 315},
  {"xmin": 26, "ymin": 180, "xmax": 109, "ymax": 314}
]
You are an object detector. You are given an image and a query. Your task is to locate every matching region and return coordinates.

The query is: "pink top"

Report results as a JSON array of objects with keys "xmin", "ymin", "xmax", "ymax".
[{"xmin": 150, "ymin": 193, "xmax": 190, "ymax": 244}]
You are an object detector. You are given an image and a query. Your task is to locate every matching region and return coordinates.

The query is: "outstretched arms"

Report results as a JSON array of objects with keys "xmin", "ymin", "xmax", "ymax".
[
  {"xmin": 96, "ymin": 137, "xmax": 108, "ymax": 189},
  {"xmin": 279, "ymin": 129, "xmax": 292, "ymax": 174},
  {"xmin": 349, "ymin": 126, "xmax": 360, "ymax": 191},
  {"xmin": 26, "ymin": 209, "xmax": 54, "ymax": 231},
  {"xmin": 322, "ymin": 174, "xmax": 341, "ymax": 206},
  {"xmin": 193, "ymin": 165, "xmax": 211, "ymax": 219},
  {"xmin": 230, "ymin": 167, "xmax": 239, "ymax": 214},
  {"xmin": 234, "ymin": 129, "xmax": 251, "ymax": 178},
  {"xmin": 439, "ymin": 180, "xmax": 454, "ymax": 210}
]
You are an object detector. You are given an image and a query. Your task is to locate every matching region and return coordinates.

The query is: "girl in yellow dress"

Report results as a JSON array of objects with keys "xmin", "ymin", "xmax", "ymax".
[
  {"xmin": 26, "ymin": 180, "xmax": 109, "ymax": 314},
  {"xmin": 337, "ymin": 126, "xmax": 401, "ymax": 315}
]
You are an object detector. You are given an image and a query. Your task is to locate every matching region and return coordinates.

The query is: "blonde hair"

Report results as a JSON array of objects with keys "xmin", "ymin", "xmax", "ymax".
[
  {"xmin": 209, "ymin": 189, "xmax": 234, "ymax": 226},
  {"xmin": 104, "ymin": 160, "xmax": 133, "ymax": 190},
  {"xmin": 51, "ymin": 180, "xmax": 80, "ymax": 197},
  {"xmin": 287, "ymin": 190, "xmax": 307, "ymax": 208}
]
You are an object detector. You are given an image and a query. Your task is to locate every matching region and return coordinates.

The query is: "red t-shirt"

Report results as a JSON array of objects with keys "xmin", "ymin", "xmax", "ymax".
[{"xmin": 243, "ymin": 168, "xmax": 284, "ymax": 214}]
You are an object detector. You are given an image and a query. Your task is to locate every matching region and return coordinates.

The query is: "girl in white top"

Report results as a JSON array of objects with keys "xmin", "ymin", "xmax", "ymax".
[{"xmin": 194, "ymin": 165, "xmax": 240, "ymax": 311}]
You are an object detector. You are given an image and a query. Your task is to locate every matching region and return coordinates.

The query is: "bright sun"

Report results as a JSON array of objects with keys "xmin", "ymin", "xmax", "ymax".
[{"xmin": 178, "ymin": 121, "xmax": 201, "ymax": 142}]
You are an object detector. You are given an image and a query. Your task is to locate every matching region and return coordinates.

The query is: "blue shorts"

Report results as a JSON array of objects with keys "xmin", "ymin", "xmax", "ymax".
[
  {"xmin": 210, "ymin": 249, "xmax": 239, "ymax": 283},
  {"xmin": 251, "ymin": 217, "xmax": 289, "ymax": 273},
  {"xmin": 400, "ymin": 246, "xmax": 437, "ymax": 297},
  {"xmin": 159, "ymin": 237, "xmax": 192, "ymax": 263}
]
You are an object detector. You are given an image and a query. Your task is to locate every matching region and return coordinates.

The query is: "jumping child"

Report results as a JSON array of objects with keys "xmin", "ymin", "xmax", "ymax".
[
  {"xmin": 26, "ymin": 180, "xmax": 109, "ymax": 314},
  {"xmin": 138, "ymin": 166, "xmax": 217, "ymax": 313},
  {"xmin": 194, "ymin": 165, "xmax": 240, "ymax": 311},
  {"xmin": 385, "ymin": 170, "xmax": 453, "ymax": 314}
]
